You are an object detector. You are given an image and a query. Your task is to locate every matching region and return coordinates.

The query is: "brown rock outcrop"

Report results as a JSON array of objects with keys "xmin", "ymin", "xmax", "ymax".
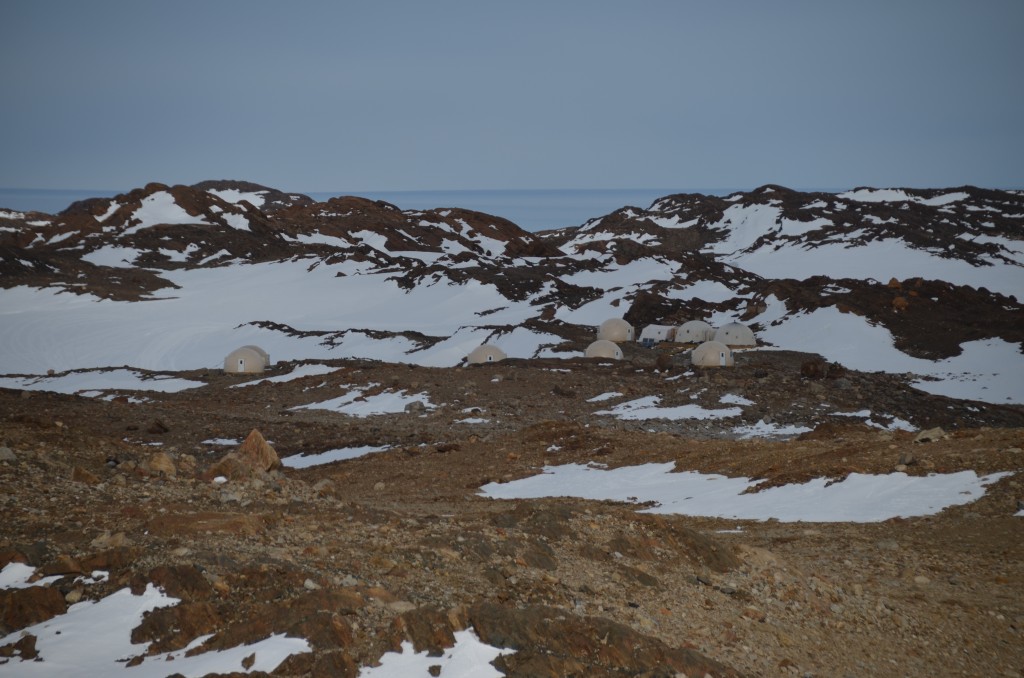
[{"xmin": 0, "ymin": 586, "xmax": 67, "ymax": 634}]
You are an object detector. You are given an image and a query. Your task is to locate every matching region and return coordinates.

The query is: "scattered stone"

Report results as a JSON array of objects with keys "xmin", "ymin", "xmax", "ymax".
[
  {"xmin": 303, "ymin": 578, "xmax": 322, "ymax": 591},
  {"xmin": 897, "ymin": 450, "xmax": 915, "ymax": 465},
  {"xmin": 404, "ymin": 400, "xmax": 427, "ymax": 414},
  {"xmin": 71, "ymin": 466, "xmax": 101, "ymax": 485},
  {"xmin": 913, "ymin": 575, "xmax": 931, "ymax": 585},
  {"xmin": 742, "ymin": 606, "xmax": 767, "ymax": 622},
  {"xmin": 142, "ymin": 452, "xmax": 176, "ymax": 477},
  {"xmin": 312, "ymin": 478, "xmax": 334, "ymax": 496},
  {"xmin": 90, "ymin": 531, "xmax": 130, "ymax": 550},
  {"xmin": 0, "ymin": 446, "xmax": 16, "ymax": 462},
  {"xmin": 373, "ymin": 481, "xmax": 386, "ymax": 491},
  {"xmin": 177, "ymin": 454, "xmax": 197, "ymax": 475},
  {"xmin": 147, "ymin": 419, "xmax": 170, "ymax": 435},
  {"xmin": 914, "ymin": 427, "xmax": 946, "ymax": 443},
  {"xmin": 387, "ymin": 600, "xmax": 416, "ymax": 614}
]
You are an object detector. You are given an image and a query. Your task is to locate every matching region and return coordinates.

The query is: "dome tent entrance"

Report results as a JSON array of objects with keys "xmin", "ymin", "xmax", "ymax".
[{"xmin": 224, "ymin": 345, "xmax": 271, "ymax": 374}]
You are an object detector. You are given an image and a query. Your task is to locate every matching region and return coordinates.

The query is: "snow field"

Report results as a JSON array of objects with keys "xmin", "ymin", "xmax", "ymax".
[{"xmin": 480, "ymin": 463, "xmax": 1012, "ymax": 523}]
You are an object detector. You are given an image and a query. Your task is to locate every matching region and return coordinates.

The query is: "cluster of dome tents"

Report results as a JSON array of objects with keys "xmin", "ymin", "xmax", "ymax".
[
  {"xmin": 585, "ymin": 318, "xmax": 755, "ymax": 367},
  {"xmin": 221, "ymin": 318, "xmax": 754, "ymax": 374},
  {"xmin": 460, "ymin": 318, "xmax": 755, "ymax": 368}
]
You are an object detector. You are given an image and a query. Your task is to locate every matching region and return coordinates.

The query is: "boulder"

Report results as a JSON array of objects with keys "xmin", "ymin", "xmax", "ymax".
[
  {"xmin": 202, "ymin": 429, "xmax": 280, "ymax": 481},
  {"xmin": 142, "ymin": 452, "xmax": 176, "ymax": 477},
  {"xmin": 236, "ymin": 429, "xmax": 281, "ymax": 472},
  {"xmin": 914, "ymin": 427, "xmax": 947, "ymax": 444}
]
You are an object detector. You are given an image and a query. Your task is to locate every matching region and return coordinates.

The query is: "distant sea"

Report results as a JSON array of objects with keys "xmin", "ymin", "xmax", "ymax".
[{"xmin": 0, "ymin": 187, "xmax": 739, "ymax": 232}]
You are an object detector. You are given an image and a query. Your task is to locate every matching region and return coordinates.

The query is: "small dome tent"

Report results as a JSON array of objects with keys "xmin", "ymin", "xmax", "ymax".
[
  {"xmin": 639, "ymin": 324, "xmax": 675, "ymax": 347},
  {"xmin": 691, "ymin": 341, "xmax": 734, "ymax": 367},
  {"xmin": 675, "ymin": 320, "xmax": 715, "ymax": 344},
  {"xmin": 597, "ymin": 318, "xmax": 634, "ymax": 342},
  {"xmin": 713, "ymin": 322, "xmax": 756, "ymax": 347},
  {"xmin": 224, "ymin": 345, "xmax": 271, "ymax": 374},
  {"xmin": 467, "ymin": 344, "xmax": 507, "ymax": 364},
  {"xmin": 585, "ymin": 339, "xmax": 623, "ymax": 360}
]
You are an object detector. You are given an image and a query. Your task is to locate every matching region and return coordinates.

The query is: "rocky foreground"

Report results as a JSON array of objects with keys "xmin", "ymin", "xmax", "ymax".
[{"xmin": 1, "ymin": 353, "xmax": 1022, "ymax": 677}]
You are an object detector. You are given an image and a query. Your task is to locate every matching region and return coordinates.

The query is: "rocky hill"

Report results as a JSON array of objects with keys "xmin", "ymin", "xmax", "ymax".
[{"xmin": 0, "ymin": 181, "xmax": 1022, "ymax": 676}]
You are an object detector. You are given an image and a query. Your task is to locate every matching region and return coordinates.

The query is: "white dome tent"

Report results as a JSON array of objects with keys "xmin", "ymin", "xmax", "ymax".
[
  {"xmin": 639, "ymin": 324, "xmax": 675, "ymax": 347},
  {"xmin": 691, "ymin": 341, "xmax": 734, "ymax": 367},
  {"xmin": 467, "ymin": 344, "xmax": 507, "ymax": 364},
  {"xmin": 597, "ymin": 318, "xmax": 634, "ymax": 342},
  {"xmin": 675, "ymin": 320, "xmax": 715, "ymax": 344},
  {"xmin": 584, "ymin": 339, "xmax": 623, "ymax": 360},
  {"xmin": 713, "ymin": 322, "xmax": 756, "ymax": 347},
  {"xmin": 224, "ymin": 345, "xmax": 271, "ymax": 374}
]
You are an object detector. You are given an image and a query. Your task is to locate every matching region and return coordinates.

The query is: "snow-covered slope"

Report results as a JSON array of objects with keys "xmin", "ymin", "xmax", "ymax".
[{"xmin": 1, "ymin": 181, "xmax": 1021, "ymax": 405}]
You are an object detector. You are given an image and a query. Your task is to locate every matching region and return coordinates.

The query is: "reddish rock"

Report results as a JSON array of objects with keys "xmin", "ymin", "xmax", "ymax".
[
  {"xmin": 236, "ymin": 428, "xmax": 281, "ymax": 472},
  {"xmin": 0, "ymin": 633, "xmax": 38, "ymax": 660},
  {"xmin": 40, "ymin": 554, "xmax": 83, "ymax": 577},
  {"xmin": 389, "ymin": 606, "xmax": 456, "ymax": 654},
  {"xmin": 0, "ymin": 586, "xmax": 67, "ymax": 634},
  {"xmin": 148, "ymin": 565, "xmax": 213, "ymax": 602},
  {"xmin": 79, "ymin": 546, "xmax": 139, "ymax": 572},
  {"xmin": 131, "ymin": 602, "xmax": 221, "ymax": 653},
  {"xmin": 201, "ymin": 429, "xmax": 280, "ymax": 481},
  {"xmin": 201, "ymin": 590, "xmax": 362, "ymax": 653},
  {"xmin": 142, "ymin": 452, "xmax": 176, "ymax": 477},
  {"xmin": 71, "ymin": 466, "xmax": 100, "ymax": 484}
]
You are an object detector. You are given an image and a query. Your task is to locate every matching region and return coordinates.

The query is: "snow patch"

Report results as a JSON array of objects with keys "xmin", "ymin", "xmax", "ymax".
[{"xmin": 481, "ymin": 463, "xmax": 1011, "ymax": 523}]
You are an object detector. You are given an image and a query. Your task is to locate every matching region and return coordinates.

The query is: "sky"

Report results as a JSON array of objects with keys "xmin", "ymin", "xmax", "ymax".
[{"xmin": 2, "ymin": 0, "xmax": 1022, "ymax": 193}]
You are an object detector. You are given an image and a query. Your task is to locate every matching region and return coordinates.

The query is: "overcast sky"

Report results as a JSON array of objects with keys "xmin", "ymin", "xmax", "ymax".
[{"xmin": 2, "ymin": 0, "xmax": 1022, "ymax": 193}]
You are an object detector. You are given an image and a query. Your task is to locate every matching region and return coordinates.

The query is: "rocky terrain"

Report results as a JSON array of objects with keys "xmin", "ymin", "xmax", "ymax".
[
  {"xmin": 0, "ymin": 360, "xmax": 1022, "ymax": 677},
  {"xmin": 1, "ymin": 181, "xmax": 1022, "ymax": 676}
]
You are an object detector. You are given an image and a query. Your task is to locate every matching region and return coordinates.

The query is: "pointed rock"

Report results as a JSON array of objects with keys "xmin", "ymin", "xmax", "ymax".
[
  {"xmin": 236, "ymin": 429, "xmax": 281, "ymax": 472},
  {"xmin": 202, "ymin": 429, "xmax": 280, "ymax": 481}
]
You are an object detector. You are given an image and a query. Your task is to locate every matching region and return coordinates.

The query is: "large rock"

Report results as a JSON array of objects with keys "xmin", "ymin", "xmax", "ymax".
[
  {"xmin": 202, "ymin": 429, "xmax": 280, "ymax": 481},
  {"xmin": 237, "ymin": 429, "xmax": 281, "ymax": 471},
  {"xmin": 141, "ymin": 452, "xmax": 176, "ymax": 477}
]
